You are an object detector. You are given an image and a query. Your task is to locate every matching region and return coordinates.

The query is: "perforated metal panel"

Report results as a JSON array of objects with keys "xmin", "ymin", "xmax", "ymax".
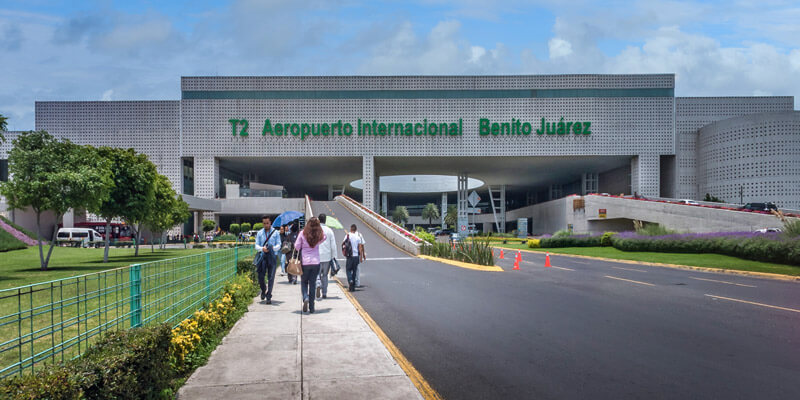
[
  {"xmin": 697, "ymin": 112, "xmax": 800, "ymax": 208},
  {"xmin": 33, "ymin": 101, "xmax": 182, "ymax": 194},
  {"xmin": 675, "ymin": 97, "xmax": 794, "ymax": 199}
]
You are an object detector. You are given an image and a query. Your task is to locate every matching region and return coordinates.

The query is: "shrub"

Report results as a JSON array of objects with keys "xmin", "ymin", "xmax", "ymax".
[
  {"xmin": 784, "ymin": 218, "xmax": 800, "ymax": 237},
  {"xmin": 553, "ymin": 229, "xmax": 571, "ymax": 237},
  {"xmin": 240, "ymin": 222, "xmax": 252, "ymax": 232},
  {"xmin": 228, "ymin": 223, "xmax": 241, "ymax": 236},
  {"xmin": 600, "ymin": 232, "xmax": 616, "ymax": 246},
  {"xmin": 213, "ymin": 234, "xmax": 237, "ymax": 242},
  {"xmin": 0, "ymin": 325, "xmax": 174, "ymax": 400},
  {"xmin": 192, "ymin": 244, "xmax": 205, "ymax": 249},
  {"xmin": 541, "ymin": 235, "xmax": 602, "ymax": 248},
  {"xmin": 414, "ymin": 228, "xmax": 435, "ymax": 244},
  {"xmin": 253, "ymin": 223, "xmax": 263, "ymax": 231},
  {"xmin": 527, "ymin": 239, "xmax": 540, "ymax": 248},
  {"xmin": 170, "ymin": 274, "xmax": 257, "ymax": 374},
  {"xmin": 421, "ymin": 236, "xmax": 495, "ymax": 266},
  {"xmin": 635, "ymin": 223, "xmax": 675, "ymax": 236}
]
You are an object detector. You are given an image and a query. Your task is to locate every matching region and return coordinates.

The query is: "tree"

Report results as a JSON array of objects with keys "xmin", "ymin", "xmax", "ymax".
[
  {"xmin": 0, "ymin": 131, "xmax": 112, "ymax": 270},
  {"xmin": 143, "ymin": 174, "xmax": 190, "ymax": 251},
  {"xmin": 252, "ymin": 222, "xmax": 263, "ymax": 231},
  {"xmin": 240, "ymin": 222, "xmax": 252, "ymax": 233},
  {"xmin": 93, "ymin": 147, "xmax": 157, "ymax": 261},
  {"xmin": 704, "ymin": 193, "xmax": 724, "ymax": 203},
  {"xmin": 229, "ymin": 224, "xmax": 241, "ymax": 242},
  {"xmin": 421, "ymin": 203, "xmax": 440, "ymax": 226},
  {"xmin": 392, "ymin": 206, "xmax": 409, "ymax": 226},
  {"xmin": 444, "ymin": 205, "xmax": 457, "ymax": 229},
  {"xmin": 201, "ymin": 219, "xmax": 216, "ymax": 240},
  {"xmin": 0, "ymin": 113, "xmax": 7, "ymax": 143}
]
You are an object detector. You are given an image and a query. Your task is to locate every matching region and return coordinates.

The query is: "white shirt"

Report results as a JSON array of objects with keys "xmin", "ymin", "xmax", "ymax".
[
  {"xmin": 347, "ymin": 231, "xmax": 365, "ymax": 257},
  {"xmin": 319, "ymin": 224, "xmax": 337, "ymax": 261}
]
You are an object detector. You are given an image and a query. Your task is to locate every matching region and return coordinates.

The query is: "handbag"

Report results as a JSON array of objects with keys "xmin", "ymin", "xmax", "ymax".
[
  {"xmin": 287, "ymin": 249, "xmax": 302, "ymax": 276},
  {"xmin": 330, "ymin": 257, "xmax": 340, "ymax": 277}
]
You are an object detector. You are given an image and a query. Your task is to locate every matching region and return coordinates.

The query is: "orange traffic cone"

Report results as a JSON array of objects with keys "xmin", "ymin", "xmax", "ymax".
[
  {"xmin": 544, "ymin": 252, "xmax": 551, "ymax": 268},
  {"xmin": 516, "ymin": 251, "xmax": 521, "ymax": 261},
  {"xmin": 499, "ymin": 249, "xmax": 504, "ymax": 259},
  {"xmin": 513, "ymin": 260, "xmax": 520, "ymax": 270}
]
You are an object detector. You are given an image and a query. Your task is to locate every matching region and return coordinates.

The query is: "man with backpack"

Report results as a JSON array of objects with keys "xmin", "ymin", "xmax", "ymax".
[
  {"xmin": 316, "ymin": 214, "xmax": 337, "ymax": 299},
  {"xmin": 255, "ymin": 215, "xmax": 281, "ymax": 304},
  {"xmin": 342, "ymin": 224, "xmax": 366, "ymax": 292}
]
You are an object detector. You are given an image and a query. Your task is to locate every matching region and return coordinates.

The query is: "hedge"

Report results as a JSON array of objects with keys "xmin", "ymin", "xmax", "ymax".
[
  {"xmin": 540, "ymin": 234, "xmax": 603, "ymax": 248},
  {"xmin": 0, "ymin": 325, "xmax": 173, "ymax": 399},
  {"xmin": 610, "ymin": 232, "xmax": 800, "ymax": 266}
]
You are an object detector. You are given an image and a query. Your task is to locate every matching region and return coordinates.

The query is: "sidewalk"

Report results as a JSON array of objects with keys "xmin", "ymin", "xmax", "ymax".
[{"xmin": 178, "ymin": 274, "xmax": 424, "ymax": 399}]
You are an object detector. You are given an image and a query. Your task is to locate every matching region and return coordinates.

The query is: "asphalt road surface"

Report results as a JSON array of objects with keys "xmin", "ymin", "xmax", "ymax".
[{"xmin": 316, "ymin": 201, "xmax": 800, "ymax": 400}]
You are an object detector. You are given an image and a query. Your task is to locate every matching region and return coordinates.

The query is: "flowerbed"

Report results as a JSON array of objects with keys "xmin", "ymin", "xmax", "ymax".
[
  {"xmin": 339, "ymin": 195, "xmax": 423, "ymax": 243},
  {"xmin": 421, "ymin": 238, "xmax": 495, "ymax": 266}
]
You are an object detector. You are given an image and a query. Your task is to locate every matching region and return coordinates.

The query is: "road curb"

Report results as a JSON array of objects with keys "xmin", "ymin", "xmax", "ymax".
[
  {"xmin": 418, "ymin": 255, "xmax": 504, "ymax": 272},
  {"xmin": 493, "ymin": 246, "xmax": 800, "ymax": 282},
  {"xmin": 334, "ymin": 278, "xmax": 442, "ymax": 400}
]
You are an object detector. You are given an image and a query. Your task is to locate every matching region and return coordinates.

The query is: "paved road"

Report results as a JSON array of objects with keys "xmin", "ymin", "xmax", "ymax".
[{"xmin": 316, "ymin": 201, "xmax": 800, "ymax": 400}]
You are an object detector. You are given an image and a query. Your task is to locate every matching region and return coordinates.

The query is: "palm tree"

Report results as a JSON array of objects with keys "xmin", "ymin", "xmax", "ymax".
[
  {"xmin": 421, "ymin": 203, "xmax": 440, "ymax": 226},
  {"xmin": 444, "ymin": 205, "xmax": 457, "ymax": 229},
  {"xmin": 0, "ymin": 114, "xmax": 8, "ymax": 143},
  {"xmin": 392, "ymin": 206, "xmax": 409, "ymax": 226}
]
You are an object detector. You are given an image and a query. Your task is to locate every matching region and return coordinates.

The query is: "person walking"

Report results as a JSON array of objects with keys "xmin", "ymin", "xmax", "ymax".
[
  {"xmin": 278, "ymin": 225, "xmax": 287, "ymax": 276},
  {"xmin": 343, "ymin": 224, "xmax": 366, "ymax": 292},
  {"xmin": 255, "ymin": 215, "xmax": 281, "ymax": 304},
  {"xmin": 316, "ymin": 213, "xmax": 337, "ymax": 299},
  {"xmin": 294, "ymin": 217, "xmax": 325, "ymax": 313},
  {"xmin": 285, "ymin": 223, "xmax": 300, "ymax": 284}
]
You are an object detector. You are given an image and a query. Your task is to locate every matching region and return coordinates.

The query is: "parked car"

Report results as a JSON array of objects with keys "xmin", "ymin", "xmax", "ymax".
[
  {"xmin": 56, "ymin": 228, "xmax": 104, "ymax": 248},
  {"xmin": 676, "ymin": 199, "xmax": 700, "ymax": 205},
  {"xmin": 740, "ymin": 202, "xmax": 777, "ymax": 212},
  {"xmin": 450, "ymin": 232, "xmax": 460, "ymax": 242},
  {"xmin": 755, "ymin": 227, "xmax": 782, "ymax": 233},
  {"xmin": 438, "ymin": 229, "xmax": 453, "ymax": 236}
]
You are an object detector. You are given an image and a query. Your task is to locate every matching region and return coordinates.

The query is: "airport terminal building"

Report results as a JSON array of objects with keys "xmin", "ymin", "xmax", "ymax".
[{"xmin": 2, "ymin": 74, "xmax": 798, "ymax": 235}]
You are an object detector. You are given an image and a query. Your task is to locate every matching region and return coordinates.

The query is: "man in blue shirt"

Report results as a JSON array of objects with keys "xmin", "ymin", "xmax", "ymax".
[{"xmin": 255, "ymin": 215, "xmax": 281, "ymax": 304}]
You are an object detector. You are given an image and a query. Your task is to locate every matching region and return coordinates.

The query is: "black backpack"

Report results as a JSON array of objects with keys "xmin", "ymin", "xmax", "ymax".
[{"xmin": 342, "ymin": 234, "xmax": 353, "ymax": 257}]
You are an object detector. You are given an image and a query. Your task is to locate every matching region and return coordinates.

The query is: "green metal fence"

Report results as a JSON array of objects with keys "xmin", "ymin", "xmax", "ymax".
[{"xmin": 0, "ymin": 246, "xmax": 252, "ymax": 378}]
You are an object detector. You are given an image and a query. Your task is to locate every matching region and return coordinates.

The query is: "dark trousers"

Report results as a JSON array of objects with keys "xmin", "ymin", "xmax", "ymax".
[
  {"xmin": 346, "ymin": 256, "xmax": 360, "ymax": 289},
  {"xmin": 301, "ymin": 264, "xmax": 320, "ymax": 311},
  {"xmin": 257, "ymin": 254, "xmax": 277, "ymax": 300}
]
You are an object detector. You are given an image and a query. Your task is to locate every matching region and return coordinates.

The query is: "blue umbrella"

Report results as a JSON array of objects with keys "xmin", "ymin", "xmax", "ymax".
[{"xmin": 272, "ymin": 211, "xmax": 304, "ymax": 227}]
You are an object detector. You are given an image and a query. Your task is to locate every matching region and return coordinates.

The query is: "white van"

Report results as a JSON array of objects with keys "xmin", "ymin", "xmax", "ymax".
[{"xmin": 56, "ymin": 228, "xmax": 104, "ymax": 248}]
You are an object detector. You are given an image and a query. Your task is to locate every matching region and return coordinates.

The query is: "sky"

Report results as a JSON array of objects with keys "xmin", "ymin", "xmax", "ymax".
[{"xmin": 1, "ymin": 0, "xmax": 799, "ymax": 130}]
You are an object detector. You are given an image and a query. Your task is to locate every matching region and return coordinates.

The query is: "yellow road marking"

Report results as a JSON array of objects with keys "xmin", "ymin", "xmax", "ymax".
[
  {"xmin": 336, "ymin": 278, "xmax": 443, "ymax": 399},
  {"xmin": 690, "ymin": 277, "xmax": 756, "ymax": 288},
  {"xmin": 418, "ymin": 255, "xmax": 504, "ymax": 272},
  {"xmin": 704, "ymin": 294, "xmax": 800, "ymax": 313},
  {"xmin": 550, "ymin": 265, "xmax": 575, "ymax": 271},
  {"xmin": 604, "ymin": 275, "xmax": 655, "ymax": 286},
  {"xmin": 612, "ymin": 266, "xmax": 647, "ymax": 273}
]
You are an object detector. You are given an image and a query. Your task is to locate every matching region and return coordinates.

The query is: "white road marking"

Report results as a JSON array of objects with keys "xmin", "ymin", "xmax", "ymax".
[
  {"xmin": 705, "ymin": 294, "xmax": 800, "ymax": 313},
  {"xmin": 612, "ymin": 266, "xmax": 648, "ymax": 273},
  {"xmin": 604, "ymin": 275, "xmax": 655, "ymax": 286},
  {"xmin": 690, "ymin": 277, "xmax": 756, "ymax": 288}
]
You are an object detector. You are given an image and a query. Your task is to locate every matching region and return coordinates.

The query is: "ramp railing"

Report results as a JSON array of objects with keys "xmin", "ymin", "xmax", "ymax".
[{"xmin": 336, "ymin": 195, "xmax": 422, "ymax": 255}]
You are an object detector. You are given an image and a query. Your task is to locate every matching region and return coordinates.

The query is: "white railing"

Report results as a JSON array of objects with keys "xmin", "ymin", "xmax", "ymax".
[{"xmin": 335, "ymin": 195, "xmax": 422, "ymax": 255}]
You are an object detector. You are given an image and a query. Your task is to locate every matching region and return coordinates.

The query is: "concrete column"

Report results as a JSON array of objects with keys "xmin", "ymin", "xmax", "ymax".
[
  {"xmin": 631, "ymin": 154, "xmax": 660, "ymax": 197},
  {"xmin": 457, "ymin": 173, "xmax": 468, "ymax": 237},
  {"xmin": 193, "ymin": 211, "xmax": 200, "ymax": 235},
  {"xmin": 362, "ymin": 156, "xmax": 377, "ymax": 211},
  {"xmin": 328, "ymin": 184, "xmax": 334, "ymax": 201},
  {"xmin": 441, "ymin": 193, "xmax": 447, "ymax": 229},
  {"xmin": 381, "ymin": 192, "xmax": 388, "ymax": 215}
]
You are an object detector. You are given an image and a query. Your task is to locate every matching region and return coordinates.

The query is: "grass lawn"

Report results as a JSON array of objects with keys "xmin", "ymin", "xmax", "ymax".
[
  {"xmin": 491, "ymin": 243, "xmax": 800, "ymax": 276},
  {"xmin": 0, "ymin": 246, "xmax": 213, "ymax": 290}
]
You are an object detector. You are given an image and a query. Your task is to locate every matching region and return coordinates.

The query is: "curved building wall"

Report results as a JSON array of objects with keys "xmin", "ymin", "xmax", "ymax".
[{"xmin": 697, "ymin": 112, "xmax": 800, "ymax": 208}]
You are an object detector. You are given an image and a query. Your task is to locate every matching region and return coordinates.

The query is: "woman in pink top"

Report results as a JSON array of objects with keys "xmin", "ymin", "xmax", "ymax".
[{"xmin": 294, "ymin": 217, "xmax": 325, "ymax": 313}]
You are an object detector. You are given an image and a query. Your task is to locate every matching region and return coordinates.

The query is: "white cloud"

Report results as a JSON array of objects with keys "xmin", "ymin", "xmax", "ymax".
[
  {"xmin": 101, "ymin": 90, "xmax": 113, "ymax": 101},
  {"xmin": 548, "ymin": 38, "xmax": 572, "ymax": 59}
]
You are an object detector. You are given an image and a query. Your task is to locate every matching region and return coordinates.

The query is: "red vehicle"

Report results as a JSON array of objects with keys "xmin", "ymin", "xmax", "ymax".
[{"xmin": 72, "ymin": 222, "xmax": 133, "ymax": 241}]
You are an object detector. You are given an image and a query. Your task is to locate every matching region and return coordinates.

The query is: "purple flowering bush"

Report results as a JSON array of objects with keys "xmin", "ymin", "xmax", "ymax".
[{"xmin": 611, "ymin": 231, "xmax": 800, "ymax": 266}]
